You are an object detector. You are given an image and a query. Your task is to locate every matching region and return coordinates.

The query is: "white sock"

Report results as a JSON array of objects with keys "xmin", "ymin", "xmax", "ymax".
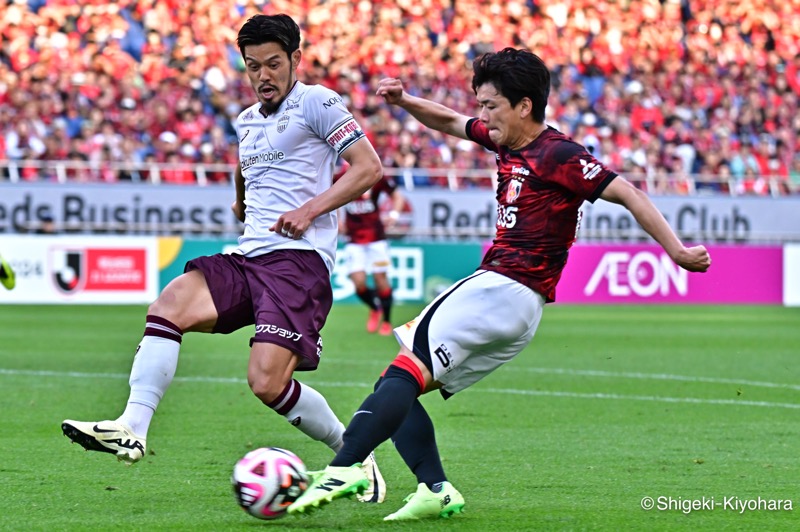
[
  {"xmin": 275, "ymin": 380, "xmax": 345, "ymax": 452},
  {"xmin": 117, "ymin": 335, "xmax": 180, "ymax": 438}
]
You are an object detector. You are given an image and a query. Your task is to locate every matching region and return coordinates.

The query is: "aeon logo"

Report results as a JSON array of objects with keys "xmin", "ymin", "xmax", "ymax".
[{"xmin": 584, "ymin": 251, "xmax": 687, "ymax": 297}]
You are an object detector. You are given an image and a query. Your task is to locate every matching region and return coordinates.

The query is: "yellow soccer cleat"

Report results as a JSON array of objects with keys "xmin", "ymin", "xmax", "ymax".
[
  {"xmin": 0, "ymin": 255, "xmax": 15, "ymax": 290},
  {"xmin": 383, "ymin": 482, "xmax": 465, "ymax": 521},
  {"xmin": 288, "ymin": 464, "xmax": 368, "ymax": 515}
]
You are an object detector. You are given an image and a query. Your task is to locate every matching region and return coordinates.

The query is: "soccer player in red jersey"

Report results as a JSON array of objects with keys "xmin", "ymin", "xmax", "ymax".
[
  {"xmin": 341, "ymin": 174, "xmax": 406, "ymax": 335},
  {"xmin": 290, "ymin": 48, "xmax": 711, "ymax": 520}
]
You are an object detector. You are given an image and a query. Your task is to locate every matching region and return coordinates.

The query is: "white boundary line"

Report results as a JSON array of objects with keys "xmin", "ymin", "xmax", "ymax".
[
  {"xmin": 480, "ymin": 387, "xmax": 800, "ymax": 410},
  {"xmin": 2, "ymin": 368, "xmax": 798, "ymax": 410},
  {"xmin": 517, "ymin": 367, "xmax": 800, "ymax": 391}
]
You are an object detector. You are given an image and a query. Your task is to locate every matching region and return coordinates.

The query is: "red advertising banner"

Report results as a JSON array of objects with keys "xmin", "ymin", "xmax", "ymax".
[
  {"xmin": 84, "ymin": 249, "xmax": 147, "ymax": 291},
  {"xmin": 556, "ymin": 244, "xmax": 782, "ymax": 304}
]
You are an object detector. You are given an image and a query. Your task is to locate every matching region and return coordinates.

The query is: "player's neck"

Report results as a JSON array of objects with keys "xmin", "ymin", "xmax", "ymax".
[{"xmin": 510, "ymin": 124, "xmax": 547, "ymax": 151}]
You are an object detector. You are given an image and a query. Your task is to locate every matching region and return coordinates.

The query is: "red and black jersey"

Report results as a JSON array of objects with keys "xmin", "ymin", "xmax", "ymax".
[
  {"xmin": 342, "ymin": 175, "xmax": 399, "ymax": 244},
  {"xmin": 467, "ymin": 119, "xmax": 617, "ymax": 302}
]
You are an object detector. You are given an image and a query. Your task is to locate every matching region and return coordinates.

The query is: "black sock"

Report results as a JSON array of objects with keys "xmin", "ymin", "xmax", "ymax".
[
  {"xmin": 391, "ymin": 398, "xmax": 447, "ymax": 489},
  {"xmin": 331, "ymin": 365, "xmax": 420, "ymax": 466},
  {"xmin": 355, "ymin": 287, "xmax": 379, "ymax": 310},
  {"xmin": 378, "ymin": 289, "xmax": 393, "ymax": 323}
]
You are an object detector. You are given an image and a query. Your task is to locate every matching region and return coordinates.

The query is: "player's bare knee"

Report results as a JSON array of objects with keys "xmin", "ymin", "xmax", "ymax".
[
  {"xmin": 149, "ymin": 271, "xmax": 214, "ymax": 331},
  {"xmin": 248, "ymin": 373, "xmax": 289, "ymax": 404},
  {"xmin": 147, "ymin": 292, "xmax": 180, "ymax": 323}
]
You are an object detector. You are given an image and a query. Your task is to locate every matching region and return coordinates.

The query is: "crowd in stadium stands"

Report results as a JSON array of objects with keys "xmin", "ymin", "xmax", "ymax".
[{"xmin": 1, "ymin": 0, "xmax": 799, "ymax": 194}]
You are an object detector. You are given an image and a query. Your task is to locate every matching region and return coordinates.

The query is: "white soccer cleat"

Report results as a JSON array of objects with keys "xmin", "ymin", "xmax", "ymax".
[
  {"xmin": 61, "ymin": 419, "xmax": 146, "ymax": 463},
  {"xmin": 357, "ymin": 451, "xmax": 386, "ymax": 503}
]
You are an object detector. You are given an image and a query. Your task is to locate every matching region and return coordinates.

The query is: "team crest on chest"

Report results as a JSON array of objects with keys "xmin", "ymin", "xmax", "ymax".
[
  {"xmin": 506, "ymin": 179, "xmax": 523, "ymax": 203},
  {"xmin": 277, "ymin": 114, "xmax": 290, "ymax": 133}
]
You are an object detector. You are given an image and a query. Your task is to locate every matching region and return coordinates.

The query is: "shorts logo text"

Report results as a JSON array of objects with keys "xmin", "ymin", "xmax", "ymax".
[
  {"xmin": 434, "ymin": 344, "xmax": 453, "ymax": 370},
  {"xmin": 255, "ymin": 323, "xmax": 302, "ymax": 341}
]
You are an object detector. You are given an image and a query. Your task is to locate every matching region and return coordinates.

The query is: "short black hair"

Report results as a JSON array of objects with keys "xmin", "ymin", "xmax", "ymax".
[
  {"xmin": 237, "ymin": 14, "xmax": 301, "ymax": 58},
  {"xmin": 472, "ymin": 48, "xmax": 550, "ymax": 122}
]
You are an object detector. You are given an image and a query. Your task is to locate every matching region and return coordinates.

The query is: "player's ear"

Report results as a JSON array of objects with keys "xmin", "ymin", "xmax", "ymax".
[
  {"xmin": 518, "ymin": 97, "xmax": 533, "ymax": 119},
  {"xmin": 291, "ymin": 49, "xmax": 302, "ymax": 70}
]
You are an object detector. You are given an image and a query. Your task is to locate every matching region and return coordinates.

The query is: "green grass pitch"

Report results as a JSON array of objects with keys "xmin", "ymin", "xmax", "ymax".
[{"xmin": 0, "ymin": 303, "xmax": 797, "ymax": 531}]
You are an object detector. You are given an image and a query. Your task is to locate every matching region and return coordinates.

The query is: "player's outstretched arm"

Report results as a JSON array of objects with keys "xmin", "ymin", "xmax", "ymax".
[
  {"xmin": 377, "ymin": 78, "xmax": 471, "ymax": 140},
  {"xmin": 600, "ymin": 177, "xmax": 711, "ymax": 273}
]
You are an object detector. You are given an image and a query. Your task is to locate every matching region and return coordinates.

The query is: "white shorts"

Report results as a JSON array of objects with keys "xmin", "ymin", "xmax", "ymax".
[
  {"xmin": 344, "ymin": 240, "xmax": 391, "ymax": 275},
  {"xmin": 394, "ymin": 270, "xmax": 545, "ymax": 396}
]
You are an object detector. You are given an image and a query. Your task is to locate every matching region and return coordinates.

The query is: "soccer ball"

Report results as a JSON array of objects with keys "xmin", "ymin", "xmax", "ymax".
[{"xmin": 231, "ymin": 447, "xmax": 309, "ymax": 520}]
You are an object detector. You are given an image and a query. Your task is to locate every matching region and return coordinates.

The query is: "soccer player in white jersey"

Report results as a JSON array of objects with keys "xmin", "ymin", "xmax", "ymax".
[{"xmin": 62, "ymin": 13, "xmax": 387, "ymax": 503}]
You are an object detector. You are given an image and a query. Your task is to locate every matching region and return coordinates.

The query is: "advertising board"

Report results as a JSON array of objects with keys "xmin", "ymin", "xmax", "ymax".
[
  {"xmin": 556, "ymin": 244, "xmax": 783, "ymax": 304},
  {"xmin": 0, "ymin": 235, "xmax": 159, "ymax": 303},
  {"xmin": 3, "ymin": 183, "xmax": 800, "ymax": 242}
]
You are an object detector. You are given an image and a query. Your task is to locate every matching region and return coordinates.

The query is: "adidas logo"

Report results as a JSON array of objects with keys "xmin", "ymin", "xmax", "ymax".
[{"xmin": 580, "ymin": 158, "xmax": 602, "ymax": 181}]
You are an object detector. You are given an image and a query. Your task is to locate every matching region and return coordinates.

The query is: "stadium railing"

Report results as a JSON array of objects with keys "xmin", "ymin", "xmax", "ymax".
[{"xmin": 0, "ymin": 159, "xmax": 797, "ymax": 196}]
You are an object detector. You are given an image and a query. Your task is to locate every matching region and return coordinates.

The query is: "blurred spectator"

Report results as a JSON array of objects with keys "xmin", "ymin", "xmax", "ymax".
[
  {"xmin": 729, "ymin": 143, "xmax": 761, "ymax": 178},
  {"xmin": 5, "ymin": 121, "xmax": 45, "ymax": 161},
  {"xmin": 737, "ymin": 167, "xmax": 770, "ymax": 196},
  {"xmin": 197, "ymin": 142, "xmax": 231, "ymax": 184},
  {"xmin": 789, "ymin": 155, "xmax": 800, "ymax": 192},
  {"xmin": 160, "ymin": 151, "xmax": 196, "ymax": 185}
]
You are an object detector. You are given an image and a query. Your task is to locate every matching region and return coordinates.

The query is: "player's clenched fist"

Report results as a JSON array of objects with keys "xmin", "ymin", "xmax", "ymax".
[
  {"xmin": 376, "ymin": 78, "xmax": 405, "ymax": 105},
  {"xmin": 675, "ymin": 245, "xmax": 712, "ymax": 273}
]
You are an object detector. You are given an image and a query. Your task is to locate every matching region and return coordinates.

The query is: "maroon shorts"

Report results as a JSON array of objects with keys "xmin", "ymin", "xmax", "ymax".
[{"xmin": 184, "ymin": 250, "xmax": 332, "ymax": 371}]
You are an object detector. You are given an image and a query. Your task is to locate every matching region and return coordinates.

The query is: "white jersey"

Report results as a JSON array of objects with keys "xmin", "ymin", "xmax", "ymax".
[{"xmin": 234, "ymin": 81, "xmax": 366, "ymax": 272}]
